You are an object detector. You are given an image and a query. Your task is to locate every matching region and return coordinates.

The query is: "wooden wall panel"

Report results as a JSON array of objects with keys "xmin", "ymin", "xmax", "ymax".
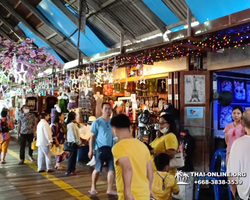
[
  {"xmin": 173, "ymin": 71, "xmax": 179, "ymax": 109},
  {"xmin": 167, "ymin": 72, "xmax": 174, "ymax": 105},
  {"xmin": 180, "ymin": 71, "xmax": 211, "ymax": 172}
]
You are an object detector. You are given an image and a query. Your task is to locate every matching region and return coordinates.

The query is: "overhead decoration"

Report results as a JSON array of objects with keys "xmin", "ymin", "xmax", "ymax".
[{"xmin": 0, "ymin": 37, "xmax": 64, "ymax": 83}]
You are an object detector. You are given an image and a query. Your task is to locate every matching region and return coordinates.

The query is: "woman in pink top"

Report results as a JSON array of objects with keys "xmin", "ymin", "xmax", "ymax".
[{"xmin": 224, "ymin": 105, "xmax": 245, "ymax": 164}]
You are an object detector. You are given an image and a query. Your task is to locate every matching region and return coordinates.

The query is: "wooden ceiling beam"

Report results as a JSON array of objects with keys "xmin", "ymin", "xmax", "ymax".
[
  {"xmin": 0, "ymin": 14, "xmax": 20, "ymax": 40},
  {"xmin": 1, "ymin": 0, "xmax": 73, "ymax": 61},
  {"xmin": 14, "ymin": 1, "xmax": 22, "ymax": 9},
  {"xmin": 20, "ymin": 0, "xmax": 81, "ymax": 54},
  {"xmin": 0, "ymin": 28, "xmax": 11, "ymax": 40},
  {"xmin": 25, "ymin": 11, "xmax": 33, "ymax": 19}
]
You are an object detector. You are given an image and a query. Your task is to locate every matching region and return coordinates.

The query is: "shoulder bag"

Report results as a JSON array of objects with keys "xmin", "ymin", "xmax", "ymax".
[
  {"xmin": 97, "ymin": 138, "xmax": 113, "ymax": 162},
  {"xmin": 164, "ymin": 137, "xmax": 184, "ymax": 169},
  {"xmin": 63, "ymin": 142, "xmax": 77, "ymax": 152}
]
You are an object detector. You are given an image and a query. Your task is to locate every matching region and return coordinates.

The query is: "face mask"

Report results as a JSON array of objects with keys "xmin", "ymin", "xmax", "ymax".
[
  {"xmin": 24, "ymin": 109, "xmax": 30, "ymax": 114},
  {"xmin": 160, "ymin": 127, "xmax": 169, "ymax": 134},
  {"xmin": 113, "ymin": 137, "xmax": 119, "ymax": 143}
]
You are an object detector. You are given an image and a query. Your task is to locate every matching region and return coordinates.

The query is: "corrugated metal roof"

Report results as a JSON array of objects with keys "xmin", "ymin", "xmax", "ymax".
[
  {"xmin": 57, "ymin": 42, "xmax": 77, "ymax": 59},
  {"xmin": 37, "ymin": 24, "xmax": 77, "ymax": 59},
  {"xmin": 87, "ymin": 14, "xmax": 121, "ymax": 47},
  {"xmin": 37, "ymin": 24, "xmax": 55, "ymax": 37},
  {"xmin": 103, "ymin": 0, "xmax": 158, "ymax": 37}
]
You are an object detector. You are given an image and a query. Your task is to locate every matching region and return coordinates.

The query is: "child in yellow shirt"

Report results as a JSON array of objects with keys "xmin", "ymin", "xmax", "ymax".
[{"xmin": 152, "ymin": 153, "xmax": 179, "ymax": 200}]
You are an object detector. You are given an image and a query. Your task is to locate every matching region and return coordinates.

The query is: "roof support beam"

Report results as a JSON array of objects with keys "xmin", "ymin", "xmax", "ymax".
[
  {"xmin": 0, "ymin": 0, "xmax": 73, "ymax": 61},
  {"xmin": 20, "ymin": 0, "xmax": 85, "ymax": 55},
  {"xmin": 50, "ymin": 0, "xmax": 84, "ymax": 34},
  {"xmin": 87, "ymin": 0, "xmax": 117, "ymax": 16},
  {"xmin": 100, "ymin": 0, "xmax": 117, "ymax": 9},
  {"xmin": 0, "ymin": 28, "xmax": 11, "ymax": 40},
  {"xmin": 0, "ymin": 14, "xmax": 22, "ymax": 40},
  {"xmin": 20, "ymin": 0, "xmax": 82, "ymax": 54},
  {"xmin": 130, "ymin": 0, "xmax": 166, "ymax": 33},
  {"xmin": 86, "ymin": 0, "xmax": 136, "ymax": 43},
  {"xmin": 187, "ymin": 7, "xmax": 192, "ymax": 37}
]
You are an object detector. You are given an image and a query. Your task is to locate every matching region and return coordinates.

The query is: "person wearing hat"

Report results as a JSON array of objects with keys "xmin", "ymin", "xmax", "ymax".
[{"xmin": 0, "ymin": 108, "xmax": 14, "ymax": 164}]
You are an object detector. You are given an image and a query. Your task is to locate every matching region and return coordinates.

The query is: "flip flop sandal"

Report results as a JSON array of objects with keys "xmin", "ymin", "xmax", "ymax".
[
  {"xmin": 1, "ymin": 160, "xmax": 6, "ymax": 164},
  {"xmin": 88, "ymin": 190, "xmax": 98, "ymax": 195},
  {"xmin": 106, "ymin": 191, "xmax": 117, "ymax": 196}
]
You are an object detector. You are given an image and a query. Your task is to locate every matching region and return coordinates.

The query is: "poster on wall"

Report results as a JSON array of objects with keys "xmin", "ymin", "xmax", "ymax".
[
  {"xmin": 184, "ymin": 75, "xmax": 205, "ymax": 104},
  {"xmin": 187, "ymin": 107, "xmax": 203, "ymax": 118},
  {"xmin": 233, "ymin": 81, "xmax": 246, "ymax": 102},
  {"xmin": 218, "ymin": 105, "xmax": 233, "ymax": 130}
]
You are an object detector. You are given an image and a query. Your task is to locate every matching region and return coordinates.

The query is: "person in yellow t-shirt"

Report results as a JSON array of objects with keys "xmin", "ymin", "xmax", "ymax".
[
  {"xmin": 152, "ymin": 153, "xmax": 179, "ymax": 200},
  {"xmin": 150, "ymin": 114, "xmax": 179, "ymax": 176},
  {"xmin": 111, "ymin": 114, "xmax": 154, "ymax": 200}
]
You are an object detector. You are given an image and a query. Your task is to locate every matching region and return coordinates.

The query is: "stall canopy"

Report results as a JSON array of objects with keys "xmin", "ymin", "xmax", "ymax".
[{"xmin": 0, "ymin": 0, "xmax": 249, "ymax": 63}]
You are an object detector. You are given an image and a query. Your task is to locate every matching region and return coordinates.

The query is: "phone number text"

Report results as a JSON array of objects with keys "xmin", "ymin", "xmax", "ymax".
[{"xmin": 194, "ymin": 180, "xmax": 243, "ymax": 185}]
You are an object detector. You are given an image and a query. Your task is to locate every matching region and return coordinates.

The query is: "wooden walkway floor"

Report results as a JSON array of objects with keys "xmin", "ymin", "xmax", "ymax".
[{"xmin": 0, "ymin": 140, "xmax": 117, "ymax": 200}]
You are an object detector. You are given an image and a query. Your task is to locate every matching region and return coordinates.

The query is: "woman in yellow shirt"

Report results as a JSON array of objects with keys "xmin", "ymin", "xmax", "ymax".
[{"xmin": 150, "ymin": 114, "xmax": 179, "ymax": 176}]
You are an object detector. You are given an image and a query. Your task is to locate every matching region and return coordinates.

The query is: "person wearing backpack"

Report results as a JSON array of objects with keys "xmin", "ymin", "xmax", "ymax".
[{"xmin": 0, "ymin": 108, "xmax": 14, "ymax": 164}]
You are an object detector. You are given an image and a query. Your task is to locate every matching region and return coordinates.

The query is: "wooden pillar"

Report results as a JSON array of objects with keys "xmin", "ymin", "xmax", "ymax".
[
  {"xmin": 173, "ymin": 71, "xmax": 180, "ymax": 110},
  {"xmin": 167, "ymin": 72, "xmax": 174, "ymax": 105}
]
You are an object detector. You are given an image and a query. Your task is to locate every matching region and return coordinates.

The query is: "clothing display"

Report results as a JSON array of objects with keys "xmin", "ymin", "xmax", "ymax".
[
  {"xmin": 68, "ymin": 102, "xmax": 77, "ymax": 110},
  {"xmin": 94, "ymin": 92, "xmax": 103, "ymax": 118},
  {"xmin": 78, "ymin": 88, "xmax": 94, "ymax": 117},
  {"xmin": 58, "ymin": 98, "xmax": 68, "ymax": 113},
  {"xmin": 67, "ymin": 92, "xmax": 78, "ymax": 110}
]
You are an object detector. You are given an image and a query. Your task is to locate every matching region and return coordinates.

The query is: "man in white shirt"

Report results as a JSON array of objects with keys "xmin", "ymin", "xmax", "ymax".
[
  {"xmin": 227, "ymin": 109, "xmax": 250, "ymax": 200},
  {"xmin": 36, "ymin": 112, "xmax": 54, "ymax": 173}
]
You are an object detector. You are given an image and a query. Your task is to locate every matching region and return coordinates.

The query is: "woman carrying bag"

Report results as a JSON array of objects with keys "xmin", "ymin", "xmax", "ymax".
[
  {"xmin": 64, "ymin": 112, "xmax": 81, "ymax": 176},
  {"xmin": 0, "ymin": 108, "xmax": 14, "ymax": 164},
  {"xmin": 51, "ymin": 111, "xmax": 67, "ymax": 170},
  {"xmin": 149, "ymin": 113, "xmax": 183, "ymax": 176}
]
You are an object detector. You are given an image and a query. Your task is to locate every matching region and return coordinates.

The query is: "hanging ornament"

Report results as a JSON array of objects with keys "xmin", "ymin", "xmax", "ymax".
[
  {"xmin": 112, "ymin": 57, "xmax": 118, "ymax": 70},
  {"xmin": 0, "ymin": 71, "xmax": 8, "ymax": 83},
  {"xmin": 161, "ymin": 79, "xmax": 166, "ymax": 88},
  {"xmin": 16, "ymin": 88, "xmax": 23, "ymax": 96},
  {"xmin": 136, "ymin": 64, "xmax": 141, "ymax": 69},
  {"xmin": 108, "ymin": 73, "xmax": 114, "ymax": 84},
  {"xmin": 95, "ymin": 78, "xmax": 103, "ymax": 87},
  {"xmin": 16, "ymin": 64, "xmax": 27, "ymax": 84},
  {"xmin": 139, "ymin": 75, "xmax": 146, "ymax": 84},
  {"xmin": 71, "ymin": 73, "xmax": 78, "ymax": 85}
]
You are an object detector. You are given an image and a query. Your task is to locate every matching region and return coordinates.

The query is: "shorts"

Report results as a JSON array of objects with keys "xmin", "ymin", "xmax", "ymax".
[
  {"xmin": 0, "ymin": 139, "xmax": 10, "ymax": 153},
  {"xmin": 94, "ymin": 148, "xmax": 114, "ymax": 172}
]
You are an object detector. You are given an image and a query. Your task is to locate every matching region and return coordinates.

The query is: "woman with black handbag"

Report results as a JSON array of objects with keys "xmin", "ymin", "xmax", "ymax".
[{"xmin": 64, "ymin": 112, "xmax": 81, "ymax": 176}]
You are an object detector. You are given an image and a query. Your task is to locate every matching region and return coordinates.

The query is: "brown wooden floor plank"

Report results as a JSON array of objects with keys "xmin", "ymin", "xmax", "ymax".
[{"xmin": 0, "ymin": 140, "xmax": 118, "ymax": 200}]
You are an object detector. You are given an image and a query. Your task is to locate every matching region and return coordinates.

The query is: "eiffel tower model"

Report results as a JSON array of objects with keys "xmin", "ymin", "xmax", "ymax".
[{"xmin": 189, "ymin": 76, "xmax": 200, "ymax": 102}]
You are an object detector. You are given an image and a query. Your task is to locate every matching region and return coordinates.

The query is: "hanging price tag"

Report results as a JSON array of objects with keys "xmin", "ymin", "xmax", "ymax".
[
  {"xmin": 168, "ymin": 94, "xmax": 172, "ymax": 100},
  {"xmin": 175, "ymin": 94, "xmax": 179, "ymax": 100},
  {"xmin": 168, "ymin": 79, "xmax": 172, "ymax": 85}
]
